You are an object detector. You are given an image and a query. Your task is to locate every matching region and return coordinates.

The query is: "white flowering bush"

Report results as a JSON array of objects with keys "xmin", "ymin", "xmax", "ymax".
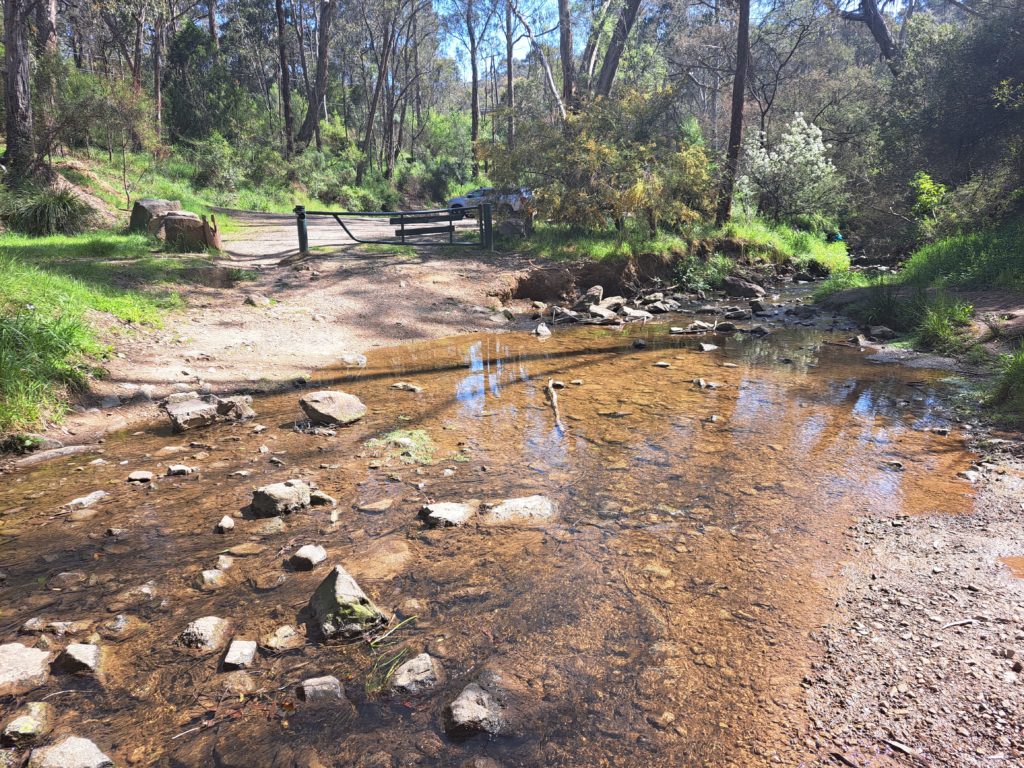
[{"xmin": 738, "ymin": 114, "xmax": 845, "ymax": 224}]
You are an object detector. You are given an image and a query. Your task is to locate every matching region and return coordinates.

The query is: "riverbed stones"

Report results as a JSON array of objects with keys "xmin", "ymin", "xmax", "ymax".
[
  {"xmin": 310, "ymin": 490, "xmax": 336, "ymax": 507},
  {"xmin": 299, "ymin": 391, "xmax": 367, "ymax": 426},
  {"xmin": 178, "ymin": 616, "xmax": 232, "ymax": 652},
  {"xmin": 216, "ymin": 515, "xmax": 235, "ymax": 533},
  {"xmin": 251, "ymin": 479, "xmax": 311, "ymax": 517},
  {"xmin": 444, "ymin": 683, "xmax": 507, "ymax": 736},
  {"xmin": 53, "ymin": 643, "xmax": 101, "ymax": 675},
  {"xmin": 0, "ymin": 644, "xmax": 51, "ymax": 696},
  {"xmin": 299, "ymin": 675, "xmax": 344, "ymax": 702},
  {"xmin": 167, "ymin": 464, "xmax": 195, "ymax": 476},
  {"xmin": 28, "ymin": 737, "xmax": 113, "ymax": 768},
  {"xmin": 308, "ymin": 565, "xmax": 386, "ymax": 640},
  {"xmin": 479, "ymin": 495, "xmax": 556, "ymax": 525},
  {"xmin": 291, "ymin": 544, "xmax": 327, "ymax": 570},
  {"xmin": 127, "ymin": 470, "xmax": 154, "ymax": 483},
  {"xmin": 216, "ymin": 395, "xmax": 256, "ymax": 421},
  {"xmin": 194, "ymin": 569, "xmax": 228, "ymax": 591},
  {"xmin": 2, "ymin": 703, "xmax": 53, "ymax": 747},
  {"xmin": 869, "ymin": 325, "xmax": 897, "ymax": 340},
  {"xmin": 391, "ymin": 653, "xmax": 444, "ymax": 694},
  {"xmin": 420, "ymin": 502, "xmax": 478, "ymax": 527},
  {"xmin": 722, "ymin": 276, "xmax": 765, "ymax": 298},
  {"xmin": 64, "ymin": 490, "xmax": 107, "ymax": 509},
  {"xmin": 223, "ymin": 639, "xmax": 258, "ymax": 670},
  {"xmin": 534, "ymin": 323, "xmax": 551, "ymax": 338},
  {"xmin": 165, "ymin": 398, "xmax": 219, "ymax": 432}
]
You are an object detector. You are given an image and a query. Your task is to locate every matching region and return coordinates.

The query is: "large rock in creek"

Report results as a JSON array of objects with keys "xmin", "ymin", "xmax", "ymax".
[
  {"xmin": 308, "ymin": 565, "xmax": 385, "ymax": 640},
  {"xmin": 722, "ymin": 276, "xmax": 765, "ymax": 298},
  {"xmin": 444, "ymin": 683, "xmax": 508, "ymax": 737},
  {"xmin": 129, "ymin": 198, "xmax": 182, "ymax": 234},
  {"xmin": 0, "ymin": 644, "xmax": 51, "ymax": 696},
  {"xmin": 420, "ymin": 502, "xmax": 478, "ymax": 527},
  {"xmin": 479, "ymin": 495, "xmax": 556, "ymax": 525},
  {"xmin": 164, "ymin": 398, "xmax": 219, "ymax": 432},
  {"xmin": 251, "ymin": 480, "xmax": 311, "ymax": 517},
  {"xmin": 299, "ymin": 391, "xmax": 367, "ymax": 426},
  {"xmin": 28, "ymin": 737, "xmax": 112, "ymax": 768}
]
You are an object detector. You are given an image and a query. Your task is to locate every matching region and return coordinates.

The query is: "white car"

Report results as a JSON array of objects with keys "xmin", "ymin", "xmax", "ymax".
[{"xmin": 447, "ymin": 187, "xmax": 533, "ymax": 215}]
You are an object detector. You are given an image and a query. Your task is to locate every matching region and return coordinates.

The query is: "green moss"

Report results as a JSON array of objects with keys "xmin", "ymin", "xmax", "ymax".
[{"xmin": 365, "ymin": 429, "xmax": 436, "ymax": 464}]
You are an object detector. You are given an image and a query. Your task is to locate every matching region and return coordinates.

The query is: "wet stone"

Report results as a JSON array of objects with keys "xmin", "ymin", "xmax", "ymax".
[
  {"xmin": 2, "ymin": 702, "xmax": 54, "ymax": 747},
  {"xmin": 310, "ymin": 490, "xmax": 336, "ymax": 507},
  {"xmin": 0, "ymin": 643, "xmax": 51, "ymax": 696},
  {"xmin": 291, "ymin": 544, "xmax": 327, "ymax": 570},
  {"xmin": 194, "ymin": 569, "xmax": 228, "ymax": 591},
  {"xmin": 534, "ymin": 323, "xmax": 551, "ymax": 338},
  {"xmin": 127, "ymin": 470, "xmax": 154, "ymax": 483},
  {"xmin": 216, "ymin": 515, "xmax": 235, "ymax": 533},
  {"xmin": 165, "ymin": 398, "xmax": 218, "ymax": 432},
  {"xmin": 420, "ymin": 502, "xmax": 478, "ymax": 527},
  {"xmin": 27, "ymin": 736, "xmax": 113, "ymax": 768},
  {"xmin": 308, "ymin": 565, "xmax": 386, "ymax": 640},
  {"xmin": 444, "ymin": 683, "xmax": 507, "ymax": 736},
  {"xmin": 480, "ymin": 495, "xmax": 556, "ymax": 525},
  {"xmin": 64, "ymin": 490, "xmax": 107, "ymax": 509},
  {"xmin": 223, "ymin": 639, "xmax": 258, "ymax": 670},
  {"xmin": 251, "ymin": 572, "xmax": 288, "ymax": 591},
  {"xmin": 252, "ymin": 516, "xmax": 288, "ymax": 535},
  {"xmin": 299, "ymin": 675, "xmax": 345, "ymax": 702},
  {"xmin": 263, "ymin": 624, "xmax": 305, "ymax": 651},
  {"xmin": 178, "ymin": 616, "xmax": 232, "ymax": 652},
  {"xmin": 357, "ymin": 499, "xmax": 394, "ymax": 514},
  {"xmin": 48, "ymin": 571, "xmax": 87, "ymax": 590},
  {"xmin": 299, "ymin": 390, "xmax": 367, "ymax": 426},
  {"xmin": 391, "ymin": 653, "xmax": 444, "ymax": 694},
  {"xmin": 251, "ymin": 480, "xmax": 311, "ymax": 517},
  {"xmin": 166, "ymin": 464, "xmax": 195, "ymax": 476},
  {"xmin": 53, "ymin": 643, "xmax": 101, "ymax": 675}
]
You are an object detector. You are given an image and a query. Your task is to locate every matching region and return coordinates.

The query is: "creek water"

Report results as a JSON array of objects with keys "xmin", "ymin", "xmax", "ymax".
[{"xmin": 0, "ymin": 314, "xmax": 976, "ymax": 767}]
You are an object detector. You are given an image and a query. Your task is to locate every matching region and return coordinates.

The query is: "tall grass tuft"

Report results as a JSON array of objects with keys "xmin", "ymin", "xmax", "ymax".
[
  {"xmin": 2, "ymin": 187, "xmax": 97, "ymax": 236},
  {"xmin": 989, "ymin": 345, "xmax": 1024, "ymax": 420}
]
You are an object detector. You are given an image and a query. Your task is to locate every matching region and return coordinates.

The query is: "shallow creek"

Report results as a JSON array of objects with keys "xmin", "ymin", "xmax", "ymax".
[{"xmin": 0, "ymin": 318, "xmax": 976, "ymax": 767}]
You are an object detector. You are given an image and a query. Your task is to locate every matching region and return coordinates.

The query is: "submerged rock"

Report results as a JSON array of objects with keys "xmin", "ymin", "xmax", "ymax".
[
  {"xmin": 53, "ymin": 643, "xmax": 102, "ymax": 676},
  {"xmin": 534, "ymin": 323, "xmax": 551, "ymax": 338},
  {"xmin": 480, "ymin": 495, "xmax": 556, "ymax": 525},
  {"xmin": 2, "ymin": 702, "xmax": 53, "ymax": 747},
  {"xmin": 420, "ymin": 502, "xmax": 478, "ymax": 527},
  {"xmin": 193, "ymin": 569, "xmax": 228, "ymax": 591},
  {"xmin": 299, "ymin": 675, "xmax": 345, "ymax": 702},
  {"xmin": 299, "ymin": 391, "xmax": 367, "ymax": 426},
  {"xmin": 64, "ymin": 491, "xmax": 107, "ymax": 510},
  {"xmin": 28, "ymin": 737, "xmax": 113, "ymax": 768},
  {"xmin": 444, "ymin": 683, "xmax": 507, "ymax": 736},
  {"xmin": 251, "ymin": 480, "xmax": 311, "ymax": 517},
  {"xmin": 308, "ymin": 565, "xmax": 386, "ymax": 640},
  {"xmin": 262, "ymin": 625, "xmax": 305, "ymax": 652},
  {"xmin": 178, "ymin": 616, "xmax": 232, "ymax": 652},
  {"xmin": 165, "ymin": 399, "xmax": 219, "ymax": 432},
  {"xmin": 391, "ymin": 653, "xmax": 444, "ymax": 694},
  {"xmin": 0, "ymin": 644, "xmax": 51, "ymax": 696}
]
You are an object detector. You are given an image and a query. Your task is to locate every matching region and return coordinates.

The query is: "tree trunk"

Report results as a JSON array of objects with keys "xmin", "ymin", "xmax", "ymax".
[
  {"xmin": 4, "ymin": 0, "xmax": 35, "ymax": 184},
  {"xmin": 468, "ymin": 1, "xmax": 480, "ymax": 178},
  {"xmin": 296, "ymin": 0, "xmax": 335, "ymax": 149},
  {"xmin": 505, "ymin": 0, "xmax": 515, "ymax": 150},
  {"xmin": 841, "ymin": 0, "xmax": 898, "ymax": 74},
  {"xmin": 558, "ymin": 0, "xmax": 575, "ymax": 107},
  {"xmin": 715, "ymin": 0, "xmax": 750, "ymax": 225},
  {"xmin": 276, "ymin": 0, "xmax": 295, "ymax": 156},
  {"xmin": 593, "ymin": 0, "xmax": 642, "ymax": 97},
  {"xmin": 355, "ymin": 20, "xmax": 394, "ymax": 184},
  {"xmin": 208, "ymin": 0, "xmax": 219, "ymax": 50},
  {"xmin": 34, "ymin": 0, "xmax": 57, "ymax": 54},
  {"xmin": 154, "ymin": 15, "xmax": 164, "ymax": 137}
]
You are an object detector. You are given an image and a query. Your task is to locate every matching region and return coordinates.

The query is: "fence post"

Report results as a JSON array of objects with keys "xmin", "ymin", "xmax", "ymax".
[
  {"xmin": 294, "ymin": 205, "xmax": 309, "ymax": 254},
  {"xmin": 482, "ymin": 203, "xmax": 493, "ymax": 250}
]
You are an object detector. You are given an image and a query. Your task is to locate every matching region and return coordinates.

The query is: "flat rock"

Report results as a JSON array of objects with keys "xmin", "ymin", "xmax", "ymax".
[
  {"xmin": 0, "ymin": 644, "xmax": 51, "ymax": 696},
  {"xmin": 299, "ymin": 391, "xmax": 367, "ymax": 426},
  {"xmin": 391, "ymin": 653, "xmax": 444, "ymax": 694},
  {"xmin": 166, "ymin": 464, "xmax": 195, "ymax": 476},
  {"xmin": 28, "ymin": 737, "xmax": 112, "ymax": 768},
  {"xmin": 291, "ymin": 544, "xmax": 327, "ymax": 571},
  {"xmin": 444, "ymin": 683, "xmax": 507, "ymax": 736},
  {"xmin": 299, "ymin": 675, "xmax": 345, "ymax": 702},
  {"xmin": 310, "ymin": 490, "xmax": 336, "ymax": 506},
  {"xmin": 179, "ymin": 616, "xmax": 232, "ymax": 652},
  {"xmin": 420, "ymin": 502, "xmax": 478, "ymax": 527},
  {"xmin": 193, "ymin": 569, "xmax": 228, "ymax": 591},
  {"xmin": 223, "ymin": 639, "xmax": 258, "ymax": 670},
  {"xmin": 480, "ymin": 495, "xmax": 556, "ymax": 525},
  {"xmin": 226, "ymin": 543, "xmax": 265, "ymax": 556},
  {"xmin": 53, "ymin": 643, "xmax": 101, "ymax": 675},
  {"xmin": 356, "ymin": 499, "xmax": 393, "ymax": 513},
  {"xmin": 251, "ymin": 480, "xmax": 310, "ymax": 517},
  {"xmin": 722, "ymin": 276, "xmax": 765, "ymax": 298},
  {"xmin": 127, "ymin": 470, "xmax": 154, "ymax": 483},
  {"xmin": 2, "ymin": 702, "xmax": 53, "ymax": 747},
  {"xmin": 165, "ymin": 399, "xmax": 218, "ymax": 432},
  {"xmin": 308, "ymin": 565, "xmax": 385, "ymax": 640},
  {"xmin": 216, "ymin": 515, "xmax": 235, "ymax": 533},
  {"xmin": 251, "ymin": 516, "xmax": 287, "ymax": 535}
]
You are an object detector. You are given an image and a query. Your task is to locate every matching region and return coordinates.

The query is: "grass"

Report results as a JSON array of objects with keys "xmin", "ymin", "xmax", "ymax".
[
  {"xmin": 365, "ymin": 429, "xmax": 436, "ymax": 465},
  {"xmin": 812, "ymin": 270, "xmax": 871, "ymax": 300},
  {"xmin": 718, "ymin": 217, "xmax": 850, "ymax": 274},
  {"xmin": 0, "ymin": 231, "xmax": 193, "ymax": 434},
  {"xmin": 989, "ymin": 346, "xmax": 1024, "ymax": 421},
  {"xmin": 900, "ymin": 219, "xmax": 1024, "ymax": 289}
]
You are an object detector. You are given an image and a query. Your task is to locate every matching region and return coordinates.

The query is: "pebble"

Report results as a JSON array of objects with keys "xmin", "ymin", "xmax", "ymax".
[
  {"xmin": 2, "ymin": 702, "xmax": 53, "ymax": 747},
  {"xmin": 391, "ymin": 653, "xmax": 444, "ymax": 694},
  {"xmin": 263, "ymin": 625, "xmax": 305, "ymax": 651},
  {"xmin": 299, "ymin": 675, "xmax": 344, "ymax": 702},
  {"xmin": 166, "ymin": 464, "xmax": 195, "ymax": 476},
  {"xmin": 193, "ymin": 569, "xmax": 228, "ymax": 591},
  {"xmin": 215, "ymin": 515, "xmax": 235, "ymax": 533},
  {"xmin": 223, "ymin": 639, "xmax": 258, "ymax": 670},
  {"xmin": 53, "ymin": 643, "xmax": 101, "ymax": 675},
  {"xmin": 291, "ymin": 544, "xmax": 327, "ymax": 570},
  {"xmin": 178, "ymin": 616, "xmax": 232, "ymax": 652},
  {"xmin": 127, "ymin": 471, "xmax": 154, "ymax": 483},
  {"xmin": 310, "ymin": 490, "xmax": 336, "ymax": 507}
]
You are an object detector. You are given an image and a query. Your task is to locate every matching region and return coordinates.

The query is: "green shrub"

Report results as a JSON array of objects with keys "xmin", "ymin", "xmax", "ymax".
[
  {"xmin": 990, "ymin": 345, "xmax": 1024, "ymax": 417},
  {"xmin": 915, "ymin": 295, "xmax": 973, "ymax": 352},
  {"xmin": 2, "ymin": 187, "xmax": 97, "ymax": 236},
  {"xmin": 187, "ymin": 133, "xmax": 240, "ymax": 190},
  {"xmin": 675, "ymin": 252, "xmax": 732, "ymax": 293},
  {"xmin": 901, "ymin": 220, "xmax": 1024, "ymax": 289}
]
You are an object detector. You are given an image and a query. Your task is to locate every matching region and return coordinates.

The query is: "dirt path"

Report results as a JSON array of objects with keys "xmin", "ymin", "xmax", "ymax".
[{"xmin": 46, "ymin": 213, "xmax": 535, "ymax": 444}]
